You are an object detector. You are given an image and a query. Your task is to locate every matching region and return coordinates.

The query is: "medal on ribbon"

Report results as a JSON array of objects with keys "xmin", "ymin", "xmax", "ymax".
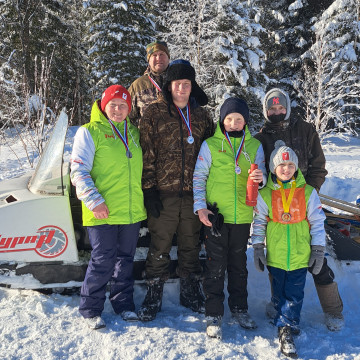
[
  {"xmin": 175, "ymin": 103, "xmax": 194, "ymax": 145},
  {"xmin": 108, "ymin": 119, "xmax": 132, "ymax": 158},
  {"xmin": 277, "ymin": 178, "xmax": 296, "ymax": 222},
  {"xmin": 224, "ymin": 131, "xmax": 245, "ymax": 175},
  {"xmin": 148, "ymin": 75, "xmax": 162, "ymax": 92}
]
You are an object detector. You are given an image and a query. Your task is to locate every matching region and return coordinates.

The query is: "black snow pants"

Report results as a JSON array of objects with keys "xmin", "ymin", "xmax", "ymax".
[{"xmin": 203, "ymin": 223, "xmax": 251, "ymax": 317}]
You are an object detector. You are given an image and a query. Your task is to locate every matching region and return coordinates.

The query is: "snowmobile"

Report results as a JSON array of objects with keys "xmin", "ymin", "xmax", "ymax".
[
  {"xmin": 0, "ymin": 110, "xmax": 359, "ymax": 291},
  {"xmin": 0, "ymin": 110, "xmax": 198, "ymax": 291}
]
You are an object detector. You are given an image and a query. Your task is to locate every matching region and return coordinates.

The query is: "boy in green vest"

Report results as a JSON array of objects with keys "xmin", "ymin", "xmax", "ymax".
[
  {"xmin": 193, "ymin": 97, "xmax": 266, "ymax": 339},
  {"xmin": 252, "ymin": 140, "xmax": 326, "ymax": 358}
]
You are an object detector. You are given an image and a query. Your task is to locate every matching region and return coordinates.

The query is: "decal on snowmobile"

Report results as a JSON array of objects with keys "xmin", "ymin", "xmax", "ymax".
[{"xmin": 0, "ymin": 225, "xmax": 68, "ymax": 258}]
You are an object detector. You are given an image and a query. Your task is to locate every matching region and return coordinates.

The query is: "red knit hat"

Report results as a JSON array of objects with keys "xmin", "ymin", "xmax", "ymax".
[{"xmin": 100, "ymin": 85, "xmax": 132, "ymax": 112}]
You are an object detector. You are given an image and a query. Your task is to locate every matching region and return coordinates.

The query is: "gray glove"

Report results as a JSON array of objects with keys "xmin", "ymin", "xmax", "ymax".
[
  {"xmin": 253, "ymin": 243, "xmax": 267, "ymax": 272},
  {"xmin": 308, "ymin": 245, "xmax": 325, "ymax": 275}
]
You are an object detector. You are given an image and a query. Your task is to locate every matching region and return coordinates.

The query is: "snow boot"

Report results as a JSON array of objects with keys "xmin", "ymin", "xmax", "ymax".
[
  {"xmin": 120, "ymin": 311, "xmax": 138, "ymax": 322},
  {"xmin": 290, "ymin": 326, "xmax": 301, "ymax": 336},
  {"xmin": 180, "ymin": 274, "xmax": 205, "ymax": 313},
  {"xmin": 206, "ymin": 316, "xmax": 222, "ymax": 339},
  {"xmin": 231, "ymin": 308, "xmax": 257, "ymax": 330},
  {"xmin": 137, "ymin": 278, "xmax": 164, "ymax": 322},
  {"xmin": 278, "ymin": 326, "xmax": 298, "ymax": 359},
  {"xmin": 315, "ymin": 282, "xmax": 344, "ymax": 331},
  {"xmin": 324, "ymin": 313, "xmax": 344, "ymax": 332},
  {"xmin": 84, "ymin": 316, "xmax": 106, "ymax": 330}
]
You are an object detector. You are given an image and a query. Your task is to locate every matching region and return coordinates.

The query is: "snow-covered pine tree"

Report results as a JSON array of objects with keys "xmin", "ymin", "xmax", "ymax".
[
  {"xmin": 84, "ymin": 0, "xmax": 156, "ymax": 100},
  {"xmin": 255, "ymin": 0, "xmax": 334, "ymax": 94},
  {"xmin": 159, "ymin": 0, "xmax": 268, "ymax": 129},
  {"xmin": 0, "ymin": 0, "xmax": 23, "ymax": 127},
  {"xmin": 296, "ymin": 0, "xmax": 360, "ymax": 133},
  {"xmin": 0, "ymin": 0, "xmax": 89, "ymax": 125}
]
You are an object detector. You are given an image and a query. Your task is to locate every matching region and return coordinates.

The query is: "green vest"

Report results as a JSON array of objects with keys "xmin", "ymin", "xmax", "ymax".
[
  {"xmin": 206, "ymin": 124, "xmax": 261, "ymax": 224},
  {"xmin": 82, "ymin": 101, "xmax": 146, "ymax": 226},
  {"xmin": 260, "ymin": 171, "xmax": 313, "ymax": 271}
]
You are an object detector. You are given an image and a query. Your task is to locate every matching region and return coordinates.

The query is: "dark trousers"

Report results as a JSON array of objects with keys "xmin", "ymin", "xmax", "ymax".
[
  {"xmin": 145, "ymin": 195, "xmax": 202, "ymax": 279},
  {"xmin": 269, "ymin": 266, "xmax": 307, "ymax": 328},
  {"xmin": 79, "ymin": 223, "xmax": 140, "ymax": 318},
  {"xmin": 203, "ymin": 223, "xmax": 250, "ymax": 317},
  {"xmin": 312, "ymin": 257, "xmax": 335, "ymax": 285}
]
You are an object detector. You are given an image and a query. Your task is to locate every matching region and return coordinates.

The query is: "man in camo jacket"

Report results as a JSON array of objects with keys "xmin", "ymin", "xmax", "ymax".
[
  {"xmin": 137, "ymin": 60, "xmax": 215, "ymax": 322},
  {"xmin": 128, "ymin": 40, "xmax": 170, "ymax": 128}
]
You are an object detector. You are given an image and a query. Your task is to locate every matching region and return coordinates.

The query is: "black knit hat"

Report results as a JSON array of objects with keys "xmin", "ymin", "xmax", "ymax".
[
  {"xmin": 220, "ymin": 98, "xmax": 250, "ymax": 124},
  {"xmin": 162, "ymin": 59, "xmax": 208, "ymax": 106}
]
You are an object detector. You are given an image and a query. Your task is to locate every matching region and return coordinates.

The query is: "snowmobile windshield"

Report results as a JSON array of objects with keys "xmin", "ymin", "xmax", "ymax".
[{"xmin": 28, "ymin": 110, "xmax": 69, "ymax": 196}]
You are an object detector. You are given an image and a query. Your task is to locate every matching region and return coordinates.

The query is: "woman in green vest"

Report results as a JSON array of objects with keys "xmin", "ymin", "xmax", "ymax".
[
  {"xmin": 71, "ymin": 85, "xmax": 146, "ymax": 330},
  {"xmin": 193, "ymin": 97, "xmax": 266, "ymax": 339}
]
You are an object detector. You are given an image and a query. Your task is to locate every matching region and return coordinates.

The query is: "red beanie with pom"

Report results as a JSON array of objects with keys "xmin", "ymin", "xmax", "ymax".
[{"xmin": 100, "ymin": 85, "xmax": 132, "ymax": 112}]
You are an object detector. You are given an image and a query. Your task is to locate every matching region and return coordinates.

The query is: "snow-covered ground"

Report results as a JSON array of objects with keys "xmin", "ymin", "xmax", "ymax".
[{"xmin": 0, "ymin": 127, "xmax": 360, "ymax": 360}]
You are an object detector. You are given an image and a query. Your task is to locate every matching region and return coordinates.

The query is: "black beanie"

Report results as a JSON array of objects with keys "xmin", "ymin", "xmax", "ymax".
[
  {"xmin": 162, "ymin": 59, "xmax": 208, "ymax": 106},
  {"xmin": 219, "ymin": 98, "xmax": 250, "ymax": 124}
]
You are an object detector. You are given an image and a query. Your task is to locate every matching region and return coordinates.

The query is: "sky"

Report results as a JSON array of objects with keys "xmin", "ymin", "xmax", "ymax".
[{"xmin": 0, "ymin": 127, "xmax": 360, "ymax": 360}]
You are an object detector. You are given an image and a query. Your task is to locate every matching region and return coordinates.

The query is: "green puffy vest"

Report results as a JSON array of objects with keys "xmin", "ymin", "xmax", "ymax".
[
  {"xmin": 82, "ymin": 101, "xmax": 146, "ymax": 226},
  {"xmin": 206, "ymin": 124, "xmax": 261, "ymax": 224},
  {"xmin": 260, "ymin": 171, "xmax": 313, "ymax": 271}
]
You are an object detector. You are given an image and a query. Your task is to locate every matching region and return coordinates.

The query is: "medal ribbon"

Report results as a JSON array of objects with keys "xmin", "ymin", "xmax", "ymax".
[
  {"xmin": 148, "ymin": 75, "xmax": 162, "ymax": 92},
  {"xmin": 175, "ymin": 103, "xmax": 192, "ymax": 138},
  {"xmin": 277, "ymin": 177, "xmax": 296, "ymax": 213},
  {"xmin": 108, "ymin": 119, "xmax": 130, "ymax": 154},
  {"xmin": 224, "ymin": 131, "xmax": 245, "ymax": 169}
]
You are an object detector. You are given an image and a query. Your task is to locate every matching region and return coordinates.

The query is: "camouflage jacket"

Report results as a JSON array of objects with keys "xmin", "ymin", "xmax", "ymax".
[
  {"xmin": 128, "ymin": 66, "xmax": 167, "ymax": 128},
  {"xmin": 140, "ymin": 96, "xmax": 215, "ymax": 196}
]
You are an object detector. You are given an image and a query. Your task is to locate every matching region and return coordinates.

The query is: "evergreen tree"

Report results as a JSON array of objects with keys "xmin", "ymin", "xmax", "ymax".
[
  {"xmin": 0, "ymin": 0, "xmax": 89, "ymax": 125},
  {"xmin": 255, "ymin": 0, "xmax": 334, "ymax": 91},
  {"xmin": 160, "ymin": 0, "xmax": 268, "ymax": 129},
  {"xmin": 84, "ymin": 0, "xmax": 156, "ymax": 100},
  {"xmin": 295, "ymin": 0, "xmax": 360, "ymax": 132}
]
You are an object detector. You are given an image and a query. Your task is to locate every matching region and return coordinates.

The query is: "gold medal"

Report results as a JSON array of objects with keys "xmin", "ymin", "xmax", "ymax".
[
  {"xmin": 277, "ymin": 178, "xmax": 296, "ymax": 223},
  {"xmin": 281, "ymin": 212, "xmax": 292, "ymax": 222}
]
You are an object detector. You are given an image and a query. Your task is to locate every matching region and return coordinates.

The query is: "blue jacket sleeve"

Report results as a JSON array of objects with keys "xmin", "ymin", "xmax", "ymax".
[{"xmin": 70, "ymin": 127, "xmax": 105, "ymax": 211}]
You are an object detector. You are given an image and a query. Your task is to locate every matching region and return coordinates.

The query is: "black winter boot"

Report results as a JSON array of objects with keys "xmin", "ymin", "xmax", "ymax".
[
  {"xmin": 278, "ymin": 326, "xmax": 298, "ymax": 358},
  {"xmin": 137, "ymin": 278, "xmax": 164, "ymax": 321},
  {"xmin": 180, "ymin": 274, "xmax": 205, "ymax": 313}
]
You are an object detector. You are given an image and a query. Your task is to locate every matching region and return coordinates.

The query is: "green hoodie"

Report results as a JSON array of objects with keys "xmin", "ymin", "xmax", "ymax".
[{"xmin": 82, "ymin": 100, "xmax": 146, "ymax": 226}]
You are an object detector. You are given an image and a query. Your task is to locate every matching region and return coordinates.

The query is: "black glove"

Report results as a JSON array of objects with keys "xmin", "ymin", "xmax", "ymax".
[
  {"xmin": 253, "ymin": 243, "xmax": 267, "ymax": 272},
  {"xmin": 143, "ymin": 187, "xmax": 164, "ymax": 218},
  {"xmin": 308, "ymin": 245, "xmax": 325, "ymax": 275},
  {"xmin": 207, "ymin": 202, "xmax": 224, "ymax": 237}
]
